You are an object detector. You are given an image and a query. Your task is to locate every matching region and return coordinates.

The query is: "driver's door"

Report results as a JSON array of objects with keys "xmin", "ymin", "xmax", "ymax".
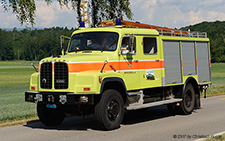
[{"xmin": 119, "ymin": 36, "xmax": 141, "ymax": 90}]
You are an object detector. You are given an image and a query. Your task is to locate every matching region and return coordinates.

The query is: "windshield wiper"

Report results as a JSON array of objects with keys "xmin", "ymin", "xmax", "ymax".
[{"xmin": 101, "ymin": 40, "xmax": 117, "ymax": 52}]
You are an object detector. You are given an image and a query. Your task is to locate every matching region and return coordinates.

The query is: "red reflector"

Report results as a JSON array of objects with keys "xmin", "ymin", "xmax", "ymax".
[
  {"xmin": 31, "ymin": 87, "xmax": 35, "ymax": 90},
  {"xmin": 84, "ymin": 88, "xmax": 90, "ymax": 91}
]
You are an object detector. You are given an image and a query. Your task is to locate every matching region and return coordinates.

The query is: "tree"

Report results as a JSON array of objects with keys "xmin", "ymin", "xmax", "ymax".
[
  {"xmin": 90, "ymin": 0, "xmax": 133, "ymax": 26},
  {"xmin": 2, "ymin": 0, "xmax": 36, "ymax": 26},
  {"xmin": 1, "ymin": 0, "xmax": 133, "ymax": 27}
]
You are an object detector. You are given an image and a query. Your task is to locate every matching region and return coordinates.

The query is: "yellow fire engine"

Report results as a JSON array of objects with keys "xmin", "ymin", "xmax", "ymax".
[{"xmin": 25, "ymin": 19, "xmax": 211, "ymax": 130}]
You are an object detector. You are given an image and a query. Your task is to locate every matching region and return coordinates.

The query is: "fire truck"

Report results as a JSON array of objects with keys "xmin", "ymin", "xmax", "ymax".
[{"xmin": 25, "ymin": 19, "xmax": 211, "ymax": 130}]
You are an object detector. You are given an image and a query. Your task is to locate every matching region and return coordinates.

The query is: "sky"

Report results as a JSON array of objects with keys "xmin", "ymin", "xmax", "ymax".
[{"xmin": 0, "ymin": 0, "xmax": 225, "ymax": 29}]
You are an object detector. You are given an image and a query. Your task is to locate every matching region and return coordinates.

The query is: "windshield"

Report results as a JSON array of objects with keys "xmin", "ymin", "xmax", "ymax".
[{"xmin": 68, "ymin": 32, "xmax": 119, "ymax": 52}]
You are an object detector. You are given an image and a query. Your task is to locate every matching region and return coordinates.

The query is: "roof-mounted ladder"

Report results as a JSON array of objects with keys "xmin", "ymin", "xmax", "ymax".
[{"xmin": 101, "ymin": 19, "xmax": 207, "ymax": 38}]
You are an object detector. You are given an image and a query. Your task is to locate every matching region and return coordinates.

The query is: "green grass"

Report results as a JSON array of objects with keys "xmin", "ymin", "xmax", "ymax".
[
  {"xmin": 0, "ymin": 68, "xmax": 34, "ymax": 86},
  {"xmin": 0, "ymin": 61, "xmax": 38, "ymax": 123},
  {"xmin": 0, "ymin": 85, "xmax": 36, "ymax": 122},
  {"xmin": 0, "ymin": 61, "xmax": 225, "ymax": 124},
  {"xmin": 0, "ymin": 61, "xmax": 39, "ymax": 66},
  {"xmin": 207, "ymin": 63, "xmax": 225, "ymax": 96}
]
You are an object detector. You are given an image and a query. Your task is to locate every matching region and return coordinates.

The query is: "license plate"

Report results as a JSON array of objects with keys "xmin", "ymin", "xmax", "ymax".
[{"xmin": 46, "ymin": 104, "xmax": 57, "ymax": 109}]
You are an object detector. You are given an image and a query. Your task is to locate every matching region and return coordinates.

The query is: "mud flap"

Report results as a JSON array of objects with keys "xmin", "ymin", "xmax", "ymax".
[{"xmin": 195, "ymin": 94, "xmax": 201, "ymax": 108}]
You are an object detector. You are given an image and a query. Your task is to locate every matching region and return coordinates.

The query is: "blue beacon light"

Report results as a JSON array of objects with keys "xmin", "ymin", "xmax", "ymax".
[
  {"xmin": 115, "ymin": 19, "xmax": 122, "ymax": 26},
  {"xmin": 79, "ymin": 21, "xmax": 85, "ymax": 28}
]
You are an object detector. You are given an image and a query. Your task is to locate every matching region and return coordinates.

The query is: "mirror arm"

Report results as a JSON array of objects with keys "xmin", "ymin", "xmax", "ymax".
[{"xmin": 30, "ymin": 62, "xmax": 38, "ymax": 72}]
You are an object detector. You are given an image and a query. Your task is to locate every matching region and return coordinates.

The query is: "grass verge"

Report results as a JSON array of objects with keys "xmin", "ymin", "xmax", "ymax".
[
  {"xmin": 207, "ymin": 63, "xmax": 225, "ymax": 96},
  {"xmin": 205, "ymin": 134, "xmax": 225, "ymax": 141}
]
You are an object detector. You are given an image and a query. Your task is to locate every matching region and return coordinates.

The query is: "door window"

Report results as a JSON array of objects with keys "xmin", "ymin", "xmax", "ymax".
[{"xmin": 143, "ymin": 37, "xmax": 157, "ymax": 54}]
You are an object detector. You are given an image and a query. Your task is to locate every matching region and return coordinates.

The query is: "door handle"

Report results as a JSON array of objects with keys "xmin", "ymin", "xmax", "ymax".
[{"xmin": 134, "ymin": 60, "xmax": 139, "ymax": 62}]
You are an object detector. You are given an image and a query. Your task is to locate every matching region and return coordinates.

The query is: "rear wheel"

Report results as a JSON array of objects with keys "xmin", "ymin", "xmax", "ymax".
[
  {"xmin": 95, "ymin": 89, "xmax": 124, "ymax": 130},
  {"xmin": 179, "ymin": 83, "xmax": 195, "ymax": 115},
  {"xmin": 37, "ymin": 103, "xmax": 65, "ymax": 126}
]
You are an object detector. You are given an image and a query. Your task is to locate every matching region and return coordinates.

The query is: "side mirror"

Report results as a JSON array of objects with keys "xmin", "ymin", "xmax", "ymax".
[
  {"xmin": 60, "ymin": 35, "xmax": 71, "ymax": 55},
  {"xmin": 61, "ymin": 37, "xmax": 65, "ymax": 55}
]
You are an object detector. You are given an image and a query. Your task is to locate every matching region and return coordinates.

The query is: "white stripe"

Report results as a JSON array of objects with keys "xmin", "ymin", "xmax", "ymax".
[
  {"xmin": 68, "ymin": 59, "xmax": 164, "ymax": 64},
  {"xmin": 68, "ymin": 61, "xmax": 98, "ymax": 63},
  {"xmin": 39, "ymin": 59, "xmax": 164, "ymax": 64},
  {"xmin": 118, "ymin": 68, "xmax": 164, "ymax": 72},
  {"xmin": 69, "ymin": 73, "xmax": 79, "ymax": 74}
]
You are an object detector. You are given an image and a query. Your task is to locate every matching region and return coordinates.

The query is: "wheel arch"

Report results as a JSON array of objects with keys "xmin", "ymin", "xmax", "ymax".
[
  {"xmin": 183, "ymin": 77, "xmax": 200, "ymax": 96},
  {"xmin": 183, "ymin": 77, "xmax": 201, "ymax": 108},
  {"xmin": 100, "ymin": 77, "xmax": 127, "ymax": 104}
]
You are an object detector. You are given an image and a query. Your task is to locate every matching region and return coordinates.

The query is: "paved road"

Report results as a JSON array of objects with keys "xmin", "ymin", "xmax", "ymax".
[{"xmin": 1, "ymin": 95, "xmax": 225, "ymax": 141}]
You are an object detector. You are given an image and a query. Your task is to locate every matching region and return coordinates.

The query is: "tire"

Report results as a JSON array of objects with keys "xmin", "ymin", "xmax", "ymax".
[
  {"xmin": 95, "ymin": 89, "xmax": 124, "ymax": 130},
  {"xmin": 179, "ymin": 83, "xmax": 196, "ymax": 115},
  {"xmin": 37, "ymin": 103, "xmax": 65, "ymax": 126}
]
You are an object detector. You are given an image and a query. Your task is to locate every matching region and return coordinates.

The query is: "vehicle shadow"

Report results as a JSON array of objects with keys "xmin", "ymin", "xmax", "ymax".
[
  {"xmin": 24, "ymin": 105, "xmax": 191, "ymax": 131},
  {"xmin": 122, "ymin": 105, "xmax": 172, "ymax": 125}
]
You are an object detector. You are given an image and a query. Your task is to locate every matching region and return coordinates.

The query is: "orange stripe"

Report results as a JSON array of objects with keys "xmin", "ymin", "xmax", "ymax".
[
  {"xmin": 38, "ymin": 64, "xmax": 41, "ymax": 73},
  {"xmin": 181, "ymin": 60, "xmax": 183, "ymax": 68},
  {"xmin": 52, "ymin": 63, "xmax": 55, "ymax": 72},
  {"xmin": 68, "ymin": 60, "xmax": 164, "ymax": 73},
  {"xmin": 209, "ymin": 59, "xmax": 211, "ymax": 67},
  {"xmin": 196, "ymin": 59, "xmax": 198, "ymax": 67}
]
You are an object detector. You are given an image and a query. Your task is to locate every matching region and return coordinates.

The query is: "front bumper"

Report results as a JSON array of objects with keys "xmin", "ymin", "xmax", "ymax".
[{"xmin": 25, "ymin": 91, "xmax": 95, "ymax": 105}]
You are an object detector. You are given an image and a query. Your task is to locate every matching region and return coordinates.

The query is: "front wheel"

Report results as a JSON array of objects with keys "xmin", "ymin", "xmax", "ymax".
[
  {"xmin": 95, "ymin": 89, "xmax": 124, "ymax": 130},
  {"xmin": 37, "ymin": 103, "xmax": 65, "ymax": 126}
]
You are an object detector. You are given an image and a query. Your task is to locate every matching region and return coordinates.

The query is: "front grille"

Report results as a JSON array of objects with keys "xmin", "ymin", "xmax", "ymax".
[
  {"xmin": 54, "ymin": 62, "xmax": 68, "ymax": 89},
  {"xmin": 40, "ymin": 63, "xmax": 52, "ymax": 89}
]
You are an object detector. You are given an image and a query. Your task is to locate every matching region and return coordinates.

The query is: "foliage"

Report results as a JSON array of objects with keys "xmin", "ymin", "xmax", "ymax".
[
  {"xmin": 90, "ymin": 0, "xmax": 133, "ymax": 26},
  {"xmin": 1, "ymin": 0, "xmax": 133, "ymax": 27},
  {"xmin": 180, "ymin": 21, "xmax": 225, "ymax": 63},
  {"xmin": 1, "ymin": 0, "xmax": 36, "ymax": 26},
  {"xmin": 0, "ymin": 21, "xmax": 225, "ymax": 61},
  {"xmin": 0, "ymin": 30, "xmax": 14, "ymax": 60},
  {"xmin": 0, "ymin": 27, "xmax": 74, "ymax": 61}
]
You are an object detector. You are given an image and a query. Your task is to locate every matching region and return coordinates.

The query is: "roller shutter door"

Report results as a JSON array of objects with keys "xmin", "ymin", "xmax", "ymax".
[
  {"xmin": 196, "ymin": 42, "xmax": 211, "ymax": 83},
  {"xmin": 163, "ymin": 41, "xmax": 182, "ymax": 85},
  {"xmin": 182, "ymin": 42, "xmax": 196, "ymax": 76}
]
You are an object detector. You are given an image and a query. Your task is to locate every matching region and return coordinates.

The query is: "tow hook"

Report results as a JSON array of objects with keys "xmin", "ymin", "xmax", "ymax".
[{"xmin": 203, "ymin": 85, "xmax": 208, "ymax": 98}]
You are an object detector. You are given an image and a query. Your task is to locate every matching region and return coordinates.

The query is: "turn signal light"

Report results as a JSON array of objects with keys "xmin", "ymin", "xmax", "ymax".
[
  {"xmin": 99, "ymin": 76, "xmax": 103, "ymax": 83},
  {"xmin": 84, "ymin": 87, "xmax": 90, "ymax": 91}
]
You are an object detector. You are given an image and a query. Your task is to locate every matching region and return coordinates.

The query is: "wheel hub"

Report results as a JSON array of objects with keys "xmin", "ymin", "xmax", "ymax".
[
  {"xmin": 108, "ymin": 100, "xmax": 119, "ymax": 121},
  {"xmin": 185, "ymin": 90, "xmax": 192, "ymax": 108}
]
